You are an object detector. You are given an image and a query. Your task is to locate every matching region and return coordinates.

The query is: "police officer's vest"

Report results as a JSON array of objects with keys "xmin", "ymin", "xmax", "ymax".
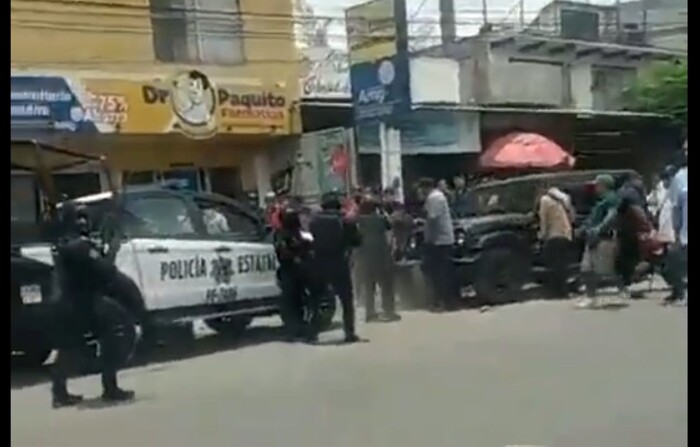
[{"xmin": 312, "ymin": 213, "xmax": 348, "ymax": 257}]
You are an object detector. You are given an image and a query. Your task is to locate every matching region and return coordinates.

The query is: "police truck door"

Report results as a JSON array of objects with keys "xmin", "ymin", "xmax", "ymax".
[
  {"xmin": 122, "ymin": 192, "xmax": 207, "ymax": 310},
  {"xmin": 195, "ymin": 197, "xmax": 280, "ymax": 306}
]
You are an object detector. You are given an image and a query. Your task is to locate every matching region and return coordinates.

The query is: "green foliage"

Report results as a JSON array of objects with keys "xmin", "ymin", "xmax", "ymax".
[{"xmin": 623, "ymin": 59, "xmax": 687, "ymax": 127}]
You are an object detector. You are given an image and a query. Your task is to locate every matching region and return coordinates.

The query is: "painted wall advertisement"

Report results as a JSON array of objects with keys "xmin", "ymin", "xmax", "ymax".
[
  {"xmin": 296, "ymin": 128, "xmax": 355, "ymax": 199},
  {"xmin": 345, "ymin": 0, "xmax": 410, "ymax": 122},
  {"xmin": 11, "ymin": 76, "xmax": 98, "ymax": 133},
  {"xmin": 10, "ymin": 71, "xmax": 293, "ymax": 138}
]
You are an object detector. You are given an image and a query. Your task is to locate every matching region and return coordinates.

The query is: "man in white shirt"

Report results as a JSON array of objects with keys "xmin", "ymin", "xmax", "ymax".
[
  {"xmin": 663, "ymin": 149, "xmax": 687, "ymax": 305},
  {"xmin": 648, "ymin": 167, "xmax": 676, "ymax": 244},
  {"xmin": 419, "ymin": 178, "xmax": 458, "ymax": 311}
]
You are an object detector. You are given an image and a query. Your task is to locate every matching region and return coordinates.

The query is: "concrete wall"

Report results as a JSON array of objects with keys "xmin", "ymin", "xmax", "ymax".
[
  {"xmin": 485, "ymin": 56, "xmax": 565, "ymax": 106},
  {"xmin": 410, "ymin": 58, "xmax": 461, "ymax": 104},
  {"xmin": 649, "ymin": 32, "xmax": 688, "ymax": 52},
  {"xmin": 11, "ymin": 0, "xmax": 301, "ymax": 102},
  {"xmin": 458, "ymin": 42, "xmax": 650, "ymax": 111}
]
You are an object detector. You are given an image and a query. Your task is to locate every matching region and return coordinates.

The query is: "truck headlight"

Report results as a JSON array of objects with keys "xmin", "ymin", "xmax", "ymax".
[{"xmin": 455, "ymin": 231, "xmax": 466, "ymax": 246}]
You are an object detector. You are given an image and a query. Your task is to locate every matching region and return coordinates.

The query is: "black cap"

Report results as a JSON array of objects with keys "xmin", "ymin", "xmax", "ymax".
[{"xmin": 321, "ymin": 191, "xmax": 342, "ymax": 210}]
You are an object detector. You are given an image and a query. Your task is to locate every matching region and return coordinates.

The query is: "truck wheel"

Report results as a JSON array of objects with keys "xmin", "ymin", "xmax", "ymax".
[
  {"xmin": 205, "ymin": 317, "xmax": 252, "ymax": 337},
  {"xmin": 474, "ymin": 247, "xmax": 528, "ymax": 305}
]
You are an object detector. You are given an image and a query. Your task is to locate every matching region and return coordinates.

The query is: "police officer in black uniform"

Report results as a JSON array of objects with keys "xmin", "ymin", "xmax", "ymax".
[
  {"xmin": 49, "ymin": 202, "xmax": 137, "ymax": 408},
  {"xmin": 274, "ymin": 205, "xmax": 320, "ymax": 342},
  {"xmin": 309, "ymin": 192, "xmax": 362, "ymax": 343}
]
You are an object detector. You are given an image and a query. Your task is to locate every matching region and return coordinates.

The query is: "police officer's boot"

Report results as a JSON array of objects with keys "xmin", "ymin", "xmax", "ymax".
[
  {"xmin": 52, "ymin": 386, "xmax": 84, "ymax": 409},
  {"xmin": 52, "ymin": 393, "xmax": 84, "ymax": 409},
  {"xmin": 51, "ymin": 353, "xmax": 84, "ymax": 409},
  {"xmin": 101, "ymin": 371, "xmax": 135, "ymax": 403},
  {"xmin": 51, "ymin": 379, "xmax": 83, "ymax": 409}
]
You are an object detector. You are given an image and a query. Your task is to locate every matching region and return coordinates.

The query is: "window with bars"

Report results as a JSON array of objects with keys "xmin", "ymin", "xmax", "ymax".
[{"xmin": 150, "ymin": 0, "xmax": 246, "ymax": 65}]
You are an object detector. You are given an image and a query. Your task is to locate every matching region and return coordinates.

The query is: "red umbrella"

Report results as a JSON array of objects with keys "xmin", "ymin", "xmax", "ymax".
[{"xmin": 479, "ymin": 132, "xmax": 575, "ymax": 171}]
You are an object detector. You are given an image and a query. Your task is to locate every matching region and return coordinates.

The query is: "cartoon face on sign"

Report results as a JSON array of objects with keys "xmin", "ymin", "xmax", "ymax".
[{"xmin": 169, "ymin": 70, "xmax": 217, "ymax": 138}]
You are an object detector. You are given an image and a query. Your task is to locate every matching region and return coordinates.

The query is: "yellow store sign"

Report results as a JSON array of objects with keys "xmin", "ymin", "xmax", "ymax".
[{"xmin": 81, "ymin": 70, "xmax": 292, "ymax": 137}]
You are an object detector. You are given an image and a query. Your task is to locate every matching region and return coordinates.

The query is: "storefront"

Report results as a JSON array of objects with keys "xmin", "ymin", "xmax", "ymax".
[
  {"xmin": 11, "ymin": 70, "xmax": 300, "ymax": 212},
  {"xmin": 11, "ymin": 75, "xmax": 103, "ymax": 224}
]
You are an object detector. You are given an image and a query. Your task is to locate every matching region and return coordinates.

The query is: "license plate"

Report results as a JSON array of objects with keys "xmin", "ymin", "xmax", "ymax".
[{"xmin": 20, "ymin": 285, "xmax": 42, "ymax": 305}]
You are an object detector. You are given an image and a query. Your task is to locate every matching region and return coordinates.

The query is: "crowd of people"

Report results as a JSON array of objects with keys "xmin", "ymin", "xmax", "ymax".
[
  {"xmin": 266, "ymin": 144, "xmax": 687, "ymax": 343},
  {"xmin": 535, "ymin": 149, "xmax": 688, "ymax": 308},
  {"xmin": 267, "ymin": 188, "xmax": 417, "ymax": 344},
  {"xmin": 43, "ymin": 143, "xmax": 687, "ymax": 409}
]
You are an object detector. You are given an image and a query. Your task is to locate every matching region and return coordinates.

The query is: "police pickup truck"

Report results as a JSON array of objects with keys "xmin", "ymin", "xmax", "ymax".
[{"xmin": 13, "ymin": 186, "xmax": 334, "ymax": 365}]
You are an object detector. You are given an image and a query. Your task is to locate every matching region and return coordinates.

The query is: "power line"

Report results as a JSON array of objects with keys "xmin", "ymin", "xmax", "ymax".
[
  {"xmin": 410, "ymin": 0, "xmax": 431, "ymax": 20},
  {"xmin": 11, "ymin": 14, "xmax": 684, "ymax": 41},
  {"xmin": 11, "ymin": 0, "xmax": 605, "ymax": 22},
  {"xmin": 11, "ymin": 1, "xmax": 684, "ymax": 31},
  {"xmin": 10, "ymin": 6, "xmax": 546, "ymax": 26}
]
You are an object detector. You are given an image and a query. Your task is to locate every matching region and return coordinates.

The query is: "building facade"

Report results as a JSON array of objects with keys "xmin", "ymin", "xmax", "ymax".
[
  {"xmin": 11, "ymin": 0, "xmax": 302, "ymax": 217},
  {"xmin": 527, "ymin": 0, "xmax": 687, "ymax": 52},
  {"xmin": 415, "ymin": 1, "xmax": 687, "ymax": 177}
]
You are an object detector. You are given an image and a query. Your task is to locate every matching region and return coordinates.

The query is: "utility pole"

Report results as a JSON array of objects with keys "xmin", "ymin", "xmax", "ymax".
[
  {"xmin": 615, "ymin": 0, "xmax": 622, "ymax": 42},
  {"xmin": 641, "ymin": 0, "xmax": 648, "ymax": 42},
  {"xmin": 439, "ymin": 0, "xmax": 456, "ymax": 48},
  {"xmin": 519, "ymin": 0, "xmax": 525, "ymax": 30},
  {"xmin": 481, "ymin": 0, "xmax": 489, "ymax": 25}
]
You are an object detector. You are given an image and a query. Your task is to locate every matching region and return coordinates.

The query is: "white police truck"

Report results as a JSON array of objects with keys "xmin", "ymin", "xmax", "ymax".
[{"xmin": 15, "ymin": 186, "xmax": 335, "ymax": 365}]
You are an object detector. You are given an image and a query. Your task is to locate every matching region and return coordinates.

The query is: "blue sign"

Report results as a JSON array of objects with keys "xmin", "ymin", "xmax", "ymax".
[
  {"xmin": 350, "ymin": 54, "xmax": 410, "ymax": 123},
  {"xmin": 10, "ymin": 76, "xmax": 97, "ymax": 133}
]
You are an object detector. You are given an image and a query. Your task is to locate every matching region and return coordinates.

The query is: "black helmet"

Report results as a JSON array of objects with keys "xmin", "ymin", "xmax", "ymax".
[
  {"xmin": 280, "ymin": 206, "xmax": 301, "ymax": 231},
  {"xmin": 321, "ymin": 191, "xmax": 342, "ymax": 211}
]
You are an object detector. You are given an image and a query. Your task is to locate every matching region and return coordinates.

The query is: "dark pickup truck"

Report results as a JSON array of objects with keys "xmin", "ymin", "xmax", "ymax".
[{"xmin": 404, "ymin": 170, "xmax": 637, "ymax": 305}]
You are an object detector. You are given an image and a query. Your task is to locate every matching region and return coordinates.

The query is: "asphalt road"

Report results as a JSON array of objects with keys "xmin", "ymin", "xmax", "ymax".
[{"xmin": 11, "ymin": 295, "xmax": 687, "ymax": 447}]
